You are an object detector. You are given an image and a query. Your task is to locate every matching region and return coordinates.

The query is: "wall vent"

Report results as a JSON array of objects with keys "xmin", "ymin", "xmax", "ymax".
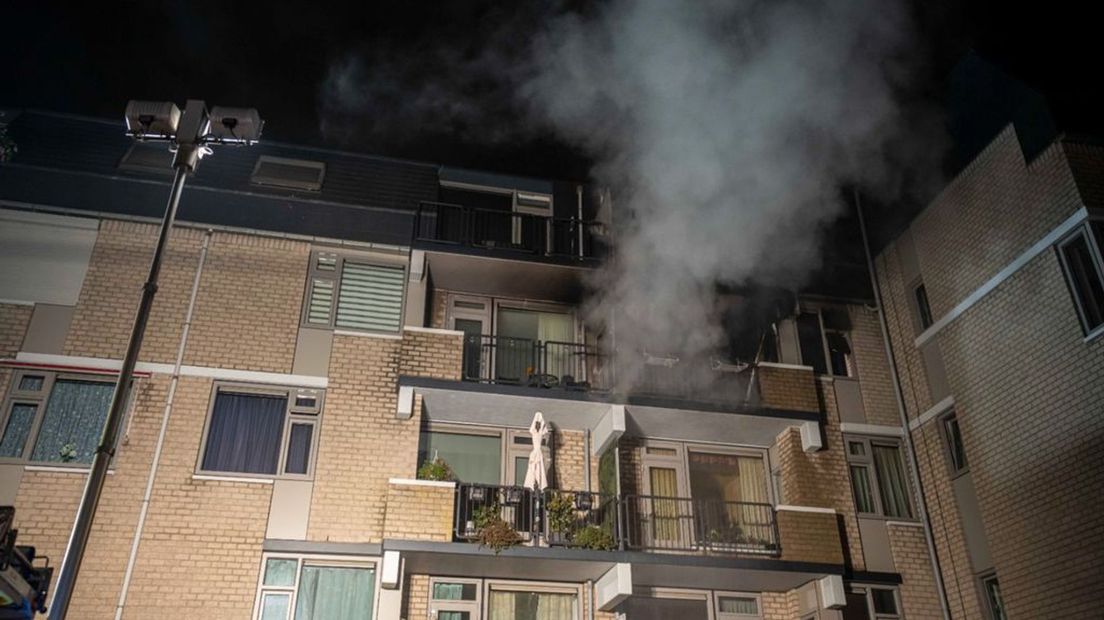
[
  {"xmin": 118, "ymin": 142, "xmax": 174, "ymax": 175},
  {"xmin": 251, "ymin": 156, "xmax": 326, "ymax": 191}
]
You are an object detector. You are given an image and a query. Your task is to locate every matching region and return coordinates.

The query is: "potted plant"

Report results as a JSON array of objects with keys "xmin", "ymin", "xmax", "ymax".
[
  {"xmin": 416, "ymin": 457, "xmax": 454, "ymax": 482},
  {"xmin": 545, "ymin": 492, "xmax": 576, "ymax": 546},
  {"xmin": 472, "ymin": 504, "xmax": 521, "ymax": 554},
  {"xmin": 572, "ymin": 524, "xmax": 616, "ymax": 551}
]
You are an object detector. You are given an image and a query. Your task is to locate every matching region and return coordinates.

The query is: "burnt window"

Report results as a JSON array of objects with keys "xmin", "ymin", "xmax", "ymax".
[{"xmin": 796, "ymin": 312, "xmax": 827, "ymax": 375}]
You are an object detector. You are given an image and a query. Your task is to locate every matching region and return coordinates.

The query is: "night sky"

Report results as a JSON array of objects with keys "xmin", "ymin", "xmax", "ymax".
[{"xmin": 2, "ymin": 1, "xmax": 1101, "ymax": 181}]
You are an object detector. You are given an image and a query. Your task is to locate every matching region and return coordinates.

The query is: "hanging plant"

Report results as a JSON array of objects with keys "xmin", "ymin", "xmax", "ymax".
[{"xmin": 0, "ymin": 127, "xmax": 16, "ymax": 164}]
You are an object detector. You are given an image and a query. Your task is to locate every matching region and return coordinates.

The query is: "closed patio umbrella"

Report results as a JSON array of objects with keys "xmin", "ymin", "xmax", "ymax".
[{"xmin": 523, "ymin": 411, "xmax": 549, "ymax": 490}]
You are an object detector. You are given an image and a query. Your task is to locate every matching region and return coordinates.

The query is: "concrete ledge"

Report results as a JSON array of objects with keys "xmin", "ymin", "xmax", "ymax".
[
  {"xmin": 264, "ymin": 539, "xmax": 382, "ymax": 556},
  {"xmin": 388, "ymin": 478, "xmax": 456, "ymax": 488},
  {"xmin": 403, "ymin": 326, "xmax": 464, "ymax": 338},
  {"xmin": 776, "ymin": 505, "xmax": 836, "ymax": 515}
]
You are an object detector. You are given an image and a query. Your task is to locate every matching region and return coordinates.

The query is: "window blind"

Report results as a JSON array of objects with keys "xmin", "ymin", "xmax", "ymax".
[{"xmin": 334, "ymin": 262, "xmax": 404, "ymax": 332}]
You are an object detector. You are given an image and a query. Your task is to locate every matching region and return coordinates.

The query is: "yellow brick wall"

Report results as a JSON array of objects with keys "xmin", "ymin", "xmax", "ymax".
[
  {"xmin": 875, "ymin": 242, "xmax": 933, "ymax": 421},
  {"xmin": 383, "ymin": 481, "xmax": 455, "ymax": 541},
  {"xmin": 0, "ymin": 302, "xmax": 32, "ymax": 357},
  {"xmin": 402, "ymin": 573, "xmax": 429, "ymax": 620},
  {"xmin": 553, "ymin": 429, "xmax": 590, "ymax": 491},
  {"xmin": 847, "ymin": 304, "xmax": 899, "ymax": 426},
  {"xmin": 776, "ymin": 509, "xmax": 844, "ymax": 565},
  {"xmin": 888, "ymin": 523, "xmax": 947, "ymax": 620},
  {"xmin": 757, "ymin": 365, "xmax": 819, "ymax": 412}
]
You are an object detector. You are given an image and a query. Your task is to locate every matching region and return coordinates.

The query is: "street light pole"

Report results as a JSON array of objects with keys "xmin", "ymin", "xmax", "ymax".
[{"xmin": 48, "ymin": 100, "xmax": 260, "ymax": 619}]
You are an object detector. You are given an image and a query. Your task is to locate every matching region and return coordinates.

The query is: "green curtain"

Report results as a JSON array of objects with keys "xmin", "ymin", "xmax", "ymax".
[
  {"xmin": 294, "ymin": 566, "xmax": 374, "ymax": 620},
  {"xmin": 872, "ymin": 445, "xmax": 913, "ymax": 518}
]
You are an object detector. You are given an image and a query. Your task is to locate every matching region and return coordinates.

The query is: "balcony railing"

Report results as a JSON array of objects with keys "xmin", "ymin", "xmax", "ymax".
[
  {"xmin": 461, "ymin": 335, "xmax": 608, "ymax": 391},
  {"xmin": 415, "ymin": 201, "xmax": 601, "ymax": 260},
  {"xmin": 453, "ymin": 483, "xmax": 779, "ymax": 555}
]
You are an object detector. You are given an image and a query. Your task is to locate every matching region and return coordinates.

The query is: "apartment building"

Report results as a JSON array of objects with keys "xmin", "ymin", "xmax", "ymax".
[
  {"xmin": 872, "ymin": 123, "xmax": 1104, "ymax": 619},
  {"xmin": 0, "ymin": 108, "xmax": 947, "ymax": 620}
]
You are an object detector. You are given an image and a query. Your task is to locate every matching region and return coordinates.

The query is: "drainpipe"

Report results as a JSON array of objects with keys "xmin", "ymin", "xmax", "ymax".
[
  {"xmin": 576, "ymin": 184, "xmax": 584, "ymax": 258},
  {"xmin": 114, "ymin": 229, "xmax": 212, "ymax": 620},
  {"xmin": 854, "ymin": 192, "xmax": 952, "ymax": 620},
  {"xmin": 584, "ymin": 429, "xmax": 592, "ymax": 493}
]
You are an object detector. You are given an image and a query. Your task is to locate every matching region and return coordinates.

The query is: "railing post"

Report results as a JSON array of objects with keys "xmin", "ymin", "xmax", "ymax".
[{"xmin": 617, "ymin": 496, "xmax": 627, "ymax": 550}]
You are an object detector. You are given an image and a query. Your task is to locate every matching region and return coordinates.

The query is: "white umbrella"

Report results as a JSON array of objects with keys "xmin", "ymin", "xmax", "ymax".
[{"xmin": 523, "ymin": 411, "xmax": 549, "ymax": 490}]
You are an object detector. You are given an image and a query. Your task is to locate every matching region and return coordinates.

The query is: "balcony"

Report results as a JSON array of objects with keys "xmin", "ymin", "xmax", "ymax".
[
  {"xmin": 452, "ymin": 483, "xmax": 780, "ymax": 556},
  {"xmin": 414, "ymin": 201, "xmax": 602, "ymax": 261},
  {"xmin": 460, "ymin": 335, "xmax": 609, "ymax": 392}
]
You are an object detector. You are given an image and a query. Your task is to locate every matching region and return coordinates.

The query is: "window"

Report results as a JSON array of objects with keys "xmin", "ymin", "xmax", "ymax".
[
  {"xmin": 303, "ymin": 250, "xmax": 405, "ymax": 334},
  {"xmin": 941, "ymin": 412, "xmax": 968, "ymax": 474},
  {"xmin": 0, "ymin": 371, "xmax": 117, "ymax": 465},
  {"xmin": 198, "ymin": 386, "xmax": 322, "ymax": 479},
  {"xmin": 1057, "ymin": 221, "xmax": 1104, "ymax": 335},
  {"xmin": 251, "ymin": 156, "xmax": 326, "ymax": 192},
  {"xmin": 845, "ymin": 437, "xmax": 914, "ymax": 519},
  {"xmin": 914, "ymin": 283, "xmax": 934, "ymax": 330},
  {"xmin": 716, "ymin": 593, "xmax": 762, "ymax": 619},
  {"xmin": 429, "ymin": 578, "xmax": 481, "ymax": 620},
  {"xmin": 842, "ymin": 586, "xmax": 901, "ymax": 620},
  {"xmin": 419, "ymin": 430, "xmax": 502, "ymax": 485},
  {"xmin": 981, "ymin": 573, "xmax": 1006, "ymax": 620},
  {"xmin": 487, "ymin": 585, "xmax": 578, "ymax": 620},
  {"xmin": 254, "ymin": 555, "xmax": 375, "ymax": 620},
  {"xmin": 796, "ymin": 309, "xmax": 853, "ymax": 377}
]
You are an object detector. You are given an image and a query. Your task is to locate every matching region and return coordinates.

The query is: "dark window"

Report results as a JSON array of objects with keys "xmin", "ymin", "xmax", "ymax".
[
  {"xmin": 796, "ymin": 313, "xmax": 827, "ymax": 374},
  {"xmin": 983, "ymin": 575, "xmax": 1006, "ymax": 620},
  {"xmin": 914, "ymin": 283, "xmax": 933, "ymax": 329},
  {"xmin": 871, "ymin": 588, "xmax": 898, "ymax": 614},
  {"xmin": 826, "ymin": 331, "xmax": 852, "ymax": 376},
  {"xmin": 284, "ymin": 422, "xmax": 314, "ymax": 475},
  {"xmin": 942, "ymin": 413, "xmax": 968, "ymax": 473},
  {"xmin": 201, "ymin": 392, "xmax": 287, "ymax": 475},
  {"xmin": 1058, "ymin": 227, "xmax": 1104, "ymax": 334}
]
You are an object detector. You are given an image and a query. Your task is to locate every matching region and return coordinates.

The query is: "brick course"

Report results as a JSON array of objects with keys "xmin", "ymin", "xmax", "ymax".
[{"xmin": 0, "ymin": 303, "xmax": 32, "ymax": 358}]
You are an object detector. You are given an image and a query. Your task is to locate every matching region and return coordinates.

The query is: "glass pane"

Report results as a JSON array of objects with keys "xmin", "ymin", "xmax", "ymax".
[
  {"xmin": 264, "ymin": 558, "xmax": 298, "ymax": 586},
  {"xmin": 871, "ymin": 589, "xmax": 897, "ymax": 614},
  {"xmin": 285, "ymin": 423, "xmax": 314, "ymax": 475},
  {"xmin": 915, "ymin": 284, "xmax": 933, "ymax": 328},
  {"xmin": 0, "ymin": 404, "xmax": 36, "ymax": 458},
  {"xmin": 718, "ymin": 596, "xmax": 758, "ymax": 614},
  {"xmin": 201, "ymin": 392, "xmax": 287, "ymax": 475},
  {"xmin": 514, "ymin": 456, "xmax": 528, "ymax": 486},
  {"xmin": 649, "ymin": 467, "xmax": 680, "ymax": 543},
  {"xmin": 850, "ymin": 466, "xmax": 875, "ymax": 513},
  {"xmin": 488, "ymin": 591, "xmax": 577, "ymax": 620},
  {"xmin": 796, "ymin": 313, "xmax": 827, "ymax": 374},
  {"xmin": 18, "ymin": 375, "xmax": 44, "ymax": 392},
  {"xmin": 841, "ymin": 592, "xmax": 871, "ymax": 620},
  {"xmin": 1062, "ymin": 232, "xmax": 1104, "ymax": 331},
  {"xmin": 261, "ymin": 592, "xmax": 291, "ymax": 620},
  {"xmin": 335, "ymin": 262, "xmax": 404, "ymax": 333},
  {"xmin": 455, "ymin": 319, "xmax": 484, "ymax": 380},
  {"xmin": 432, "ymin": 582, "xmax": 477, "ymax": 601},
  {"xmin": 872, "ymin": 445, "xmax": 914, "ymax": 518},
  {"xmin": 295, "ymin": 566, "xmax": 374, "ymax": 620},
  {"xmin": 848, "ymin": 441, "xmax": 866, "ymax": 456},
  {"xmin": 418, "ymin": 431, "xmax": 500, "ymax": 484},
  {"xmin": 30, "ymin": 380, "xmax": 114, "ymax": 464},
  {"xmin": 620, "ymin": 596, "xmax": 708, "ymax": 620},
  {"xmin": 944, "ymin": 415, "xmax": 968, "ymax": 472},
  {"xmin": 437, "ymin": 612, "xmax": 470, "ymax": 620},
  {"xmin": 985, "ymin": 577, "xmax": 1006, "ymax": 620}
]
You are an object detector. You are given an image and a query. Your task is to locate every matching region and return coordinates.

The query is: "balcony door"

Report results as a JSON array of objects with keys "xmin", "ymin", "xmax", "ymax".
[
  {"xmin": 449, "ymin": 297, "xmax": 492, "ymax": 381},
  {"xmin": 495, "ymin": 306, "xmax": 574, "ymax": 386},
  {"xmin": 687, "ymin": 450, "xmax": 771, "ymax": 549},
  {"xmin": 640, "ymin": 442, "xmax": 691, "ymax": 549}
]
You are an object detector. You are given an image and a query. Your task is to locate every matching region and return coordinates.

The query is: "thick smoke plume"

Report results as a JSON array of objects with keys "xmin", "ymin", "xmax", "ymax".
[{"xmin": 322, "ymin": 0, "xmax": 936, "ymax": 392}]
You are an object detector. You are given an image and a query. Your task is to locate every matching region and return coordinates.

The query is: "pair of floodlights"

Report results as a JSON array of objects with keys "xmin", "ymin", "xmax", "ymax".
[{"xmin": 124, "ymin": 99, "xmax": 262, "ymax": 147}]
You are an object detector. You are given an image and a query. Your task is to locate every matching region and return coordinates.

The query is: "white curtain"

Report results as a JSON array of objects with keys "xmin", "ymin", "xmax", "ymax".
[
  {"xmin": 736, "ymin": 457, "xmax": 769, "ymax": 542},
  {"xmin": 538, "ymin": 313, "xmax": 575, "ymax": 382},
  {"xmin": 489, "ymin": 591, "xmax": 576, "ymax": 620}
]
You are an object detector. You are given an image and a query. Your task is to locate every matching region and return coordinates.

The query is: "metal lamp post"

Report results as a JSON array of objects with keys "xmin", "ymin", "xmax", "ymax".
[{"xmin": 47, "ymin": 100, "xmax": 262, "ymax": 620}]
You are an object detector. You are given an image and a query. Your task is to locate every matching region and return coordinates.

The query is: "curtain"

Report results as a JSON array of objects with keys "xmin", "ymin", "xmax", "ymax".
[
  {"xmin": 201, "ymin": 392, "xmax": 286, "ymax": 475},
  {"xmin": 718, "ymin": 596, "xmax": 758, "ymax": 614},
  {"xmin": 537, "ymin": 313, "xmax": 574, "ymax": 382},
  {"xmin": 0, "ymin": 404, "xmax": 36, "ymax": 458},
  {"xmin": 488, "ymin": 591, "xmax": 576, "ymax": 620},
  {"xmin": 30, "ymin": 380, "xmax": 114, "ymax": 463},
  {"xmin": 285, "ymin": 423, "xmax": 313, "ymax": 475},
  {"xmin": 736, "ymin": 457, "xmax": 769, "ymax": 542},
  {"xmin": 649, "ymin": 467, "xmax": 680, "ymax": 543},
  {"xmin": 850, "ymin": 466, "xmax": 876, "ymax": 513},
  {"xmin": 432, "ymin": 583, "xmax": 467, "ymax": 600},
  {"xmin": 294, "ymin": 566, "xmax": 374, "ymax": 620},
  {"xmin": 872, "ymin": 445, "xmax": 913, "ymax": 518}
]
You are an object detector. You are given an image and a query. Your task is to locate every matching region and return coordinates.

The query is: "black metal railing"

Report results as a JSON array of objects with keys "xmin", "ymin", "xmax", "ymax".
[
  {"xmin": 415, "ymin": 201, "xmax": 600, "ymax": 259},
  {"xmin": 460, "ymin": 335, "xmax": 608, "ymax": 391},
  {"xmin": 620, "ymin": 495, "xmax": 778, "ymax": 554},
  {"xmin": 453, "ymin": 484, "xmax": 778, "ymax": 555}
]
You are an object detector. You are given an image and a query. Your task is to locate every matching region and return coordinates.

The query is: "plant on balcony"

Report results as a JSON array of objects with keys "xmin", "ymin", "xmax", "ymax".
[
  {"xmin": 705, "ymin": 524, "xmax": 751, "ymax": 546},
  {"xmin": 572, "ymin": 524, "xmax": 615, "ymax": 551},
  {"xmin": 472, "ymin": 504, "xmax": 521, "ymax": 554},
  {"xmin": 417, "ymin": 457, "xmax": 454, "ymax": 482},
  {"xmin": 545, "ymin": 492, "xmax": 576, "ymax": 545}
]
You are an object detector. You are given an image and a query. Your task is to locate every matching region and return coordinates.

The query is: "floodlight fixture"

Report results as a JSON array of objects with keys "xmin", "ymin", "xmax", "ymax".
[
  {"xmin": 207, "ymin": 106, "xmax": 264, "ymax": 145},
  {"xmin": 124, "ymin": 100, "xmax": 180, "ymax": 140}
]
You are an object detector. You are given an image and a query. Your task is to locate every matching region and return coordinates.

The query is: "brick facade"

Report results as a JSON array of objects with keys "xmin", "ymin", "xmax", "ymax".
[
  {"xmin": 383, "ymin": 480, "xmax": 455, "ymax": 541},
  {"xmin": 0, "ymin": 302, "xmax": 32, "ymax": 358},
  {"xmin": 776, "ymin": 509, "xmax": 845, "ymax": 565}
]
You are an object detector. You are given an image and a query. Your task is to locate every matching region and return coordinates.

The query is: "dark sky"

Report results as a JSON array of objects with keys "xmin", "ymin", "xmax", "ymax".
[{"xmin": 2, "ymin": 1, "xmax": 1101, "ymax": 181}]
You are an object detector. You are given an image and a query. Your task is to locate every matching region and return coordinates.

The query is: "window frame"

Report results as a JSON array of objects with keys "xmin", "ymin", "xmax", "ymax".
[
  {"xmin": 978, "ymin": 572, "xmax": 1005, "ymax": 620},
  {"xmin": 715, "ymin": 590, "xmax": 763, "ymax": 620},
  {"xmin": 300, "ymin": 248, "xmax": 408, "ymax": 335},
  {"xmin": 1056, "ymin": 220, "xmax": 1104, "ymax": 339},
  {"xmin": 428, "ymin": 576, "xmax": 482, "ymax": 619},
  {"xmin": 912, "ymin": 281, "xmax": 934, "ymax": 332},
  {"xmin": 419, "ymin": 422, "xmax": 551, "ymax": 487},
  {"xmin": 251, "ymin": 553, "xmax": 379, "ymax": 620},
  {"xmin": 848, "ymin": 585, "xmax": 903, "ymax": 620},
  {"xmin": 939, "ymin": 411, "xmax": 969, "ymax": 476},
  {"xmin": 796, "ymin": 307, "xmax": 854, "ymax": 377},
  {"xmin": 845, "ymin": 436, "xmax": 916, "ymax": 520},
  {"xmin": 0, "ymin": 369, "xmax": 126, "ymax": 467},
  {"xmin": 195, "ymin": 383, "xmax": 324, "ymax": 481},
  {"xmin": 484, "ymin": 580, "xmax": 583, "ymax": 620}
]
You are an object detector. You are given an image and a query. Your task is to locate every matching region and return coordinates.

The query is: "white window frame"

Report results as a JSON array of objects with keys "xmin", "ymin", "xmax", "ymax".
[
  {"xmin": 196, "ymin": 383, "xmax": 324, "ymax": 481},
  {"xmin": 849, "ymin": 584, "xmax": 903, "ymax": 620},
  {"xmin": 251, "ymin": 553, "xmax": 379, "ymax": 620},
  {"xmin": 715, "ymin": 590, "xmax": 763, "ymax": 619},
  {"xmin": 301, "ymin": 248, "xmax": 408, "ymax": 334},
  {"xmin": 1055, "ymin": 219, "xmax": 1104, "ymax": 339},
  {"xmin": 845, "ymin": 436, "xmax": 915, "ymax": 520},
  {"xmin": 428, "ymin": 577, "xmax": 482, "ymax": 619},
  {"xmin": 0, "ymin": 369, "xmax": 126, "ymax": 467}
]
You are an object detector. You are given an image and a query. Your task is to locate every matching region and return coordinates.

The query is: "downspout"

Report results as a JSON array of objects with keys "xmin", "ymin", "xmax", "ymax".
[
  {"xmin": 584, "ymin": 429, "xmax": 592, "ymax": 493},
  {"xmin": 854, "ymin": 192, "xmax": 952, "ymax": 620},
  {"xmin": 114, "ymin": 229, "xmax": 212, "ymax": 620},
  {"xmin": 576, "ymin": 184, "xmax": 584, "ymax": 258}
]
